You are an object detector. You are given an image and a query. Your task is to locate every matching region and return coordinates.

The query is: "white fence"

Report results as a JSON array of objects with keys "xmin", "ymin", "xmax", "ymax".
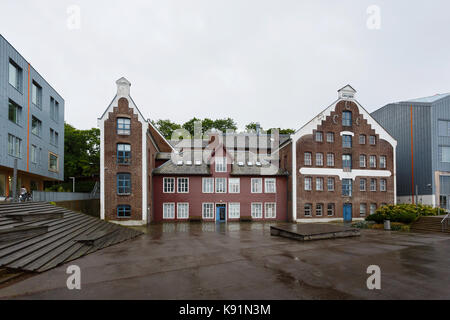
[{"xmin": 32, "ymin": 191, "xmax": 99, "ymax": 202}]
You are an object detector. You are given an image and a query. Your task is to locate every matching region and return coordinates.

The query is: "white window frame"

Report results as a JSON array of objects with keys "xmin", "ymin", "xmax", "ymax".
[
  {"xmin": 304, "ymin": 203, "xmax": 312, "ymax": 217},
  {"xmin": 327, "ymin": 153, "xmax": 334, "ymax": 167},
  {"xmin": 304, "ymin": 177, "xmax": 312, "ymax": 191},
  {"xmin": 360, "ymin": 178, "xmax": 367, "ymax": 192},
  {"xmin": 177, "ymin": 203, "xmax": 189, "ymax": 219},
  {"xmin": 215, "ymin": 157, "xmax": 227, "ymax": 172},
  {"xmin": 304, "ymin": 152, "xmax": 312, "ymax": 166},
  {"xmin": 251, "ymin": 178, "xmax": 262, "ymax": 193},
  {"xmin": 380, "ymin": 156, "xmax": 387, "ymax": 169},
  {"xmin": 360, "ymin": 203, "xmax": 367, "ymax": 216},
  {"xmin": 326, "ymin": 132, "xmax": 334, "ymax": 143},
  {"xmin": 327, "ymin": 178, "xmax": 334, "ymax": 191},
  {"xmin": 316, "ymin": 153, "xmax": 323, "ymax": 166},
  {"xmin": 228, "ymin": 203, "xmax": 240, "ymax": 219},
  {"xmin": 316, "ymin": 203, "xmax": 323, "ymax": 216},
  {"xmin": 202, "ymin": 177, "xmax": 214, "ymax": 193},
  {"xmin": 316, "ymin": 177, "xmax": 323, "ymax": 191},
  {"xmin": 315, "ymin": 131, "xmax": 323, "ymax": 142},
  {"xmin": 215, "ymin": 177, "xmax": 227, "ymax": 193},
  {"xmin": 369, "ymin": 155, "xmax": 377, "ymax": 168},
  {"xmin": 370, "ymin": 203, "xmax": 377, "ymax": 215},
  {"xmin": 202, "ymin": 203, "xmax": 214, "ymax": 219},
  {"xmin": 228, "ymin": 178, "xmax": 240, "ymax": 193},
  {"xmin": 264, "ymin": 178, "xmax": 276, "ymax": 193},
  {"xmin": 359, "ymin": 134, "xmax": 366, "ymax": 145},
  {"xmin": 360, "ymin": 155, "xmax": 366, "ymax": 168},
  {"xmin": 369, "ymin": 135, "xmax": 376, "ymax": 145},
  {"xmin": 327, "ymin": 203, "xmax": 335, "ymax": 216},
  {"xmin": 380, "ymin": 179, "xmax": 387, "ymax": 192},
  {"xmin": 163, "ymin": 177, "xmax": 175, "ymax": 193},
  {"xmin": 251, "ymin": 203, "xmax": 263, "ymax": 219},
  {"xmin": 264, "ymin": 202, "xmax": 276, "ymax": 219},
  {"xmin": 177, "ymin": 177, "xmax": 189, "ymax": 193},
  {"xmin": 163, "ymin": 203, "xmax": 175, "ymax": 219},
  {"xmin": 370, "ymin": 179, "xmax": 377, "ymax": 192}
]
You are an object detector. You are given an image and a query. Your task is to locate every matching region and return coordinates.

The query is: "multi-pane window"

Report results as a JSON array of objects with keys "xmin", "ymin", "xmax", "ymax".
[
  {"xmin": 8, "ymin": 134, "xmax": 21, "ymax": 158},
  {"xmin": 177, "ymin": 203, "xmax": 189, "ymax": 219},
  {"xmin": 380, "ymin": 179, "xmax": 387, "ymax": 192},
  {"xmin": 251, "ymin": 178, "xmax": 262, "ymax": 193},
  {"xmin": 9, "ymin": 60, "xmax": 22, "ymax": 91},
  {"xmin": 370, "ymin": 179, "xmax": 377, "ymax": 192},
  {"xmin": 316, "ymin": 203, "xmax": 323, "ymax": 216},
  {"xmin": 215, "ymin": 157, "xmax": 227, "ymax": 172},
  {"xmin": 8, "ymin": 100, "xmax": 21, "ymax": 125},
  {"xmin": 216, "ymin": 178, "xmax": 227, "ymax": 193},
  {"xmin": 370, "ymin": 203, "xmax": 377, "ymax": 215},
  {"xmin": 177, "ymin": 178, "xmax": 189, "ymax": 193},
  {"xmin": 265, "ymin": 203, "xmax": 276, "ymax": 219},
  {"xmin": 316, "ymin": 153, "xmax": 323, "ymax": 166},
  {"xmin": 316, "ymin": 178, "xmax": 324, "ymax": 191},
  {"xmin": 49, "ymin": 152, "xmax": 59, "ymax": 172},
  {"xmin": 50, "ymin": 129, "xmax": 55, "ymax": 145},
  {"xmin": 304, "ymin": 152, "xmax": 312, "ymax": 166},
  {"xmin": 360, "ymin": 155, "xmax": 366, "ymax": 168},
  {"xmin": 304, "ymin": 177, "xmax": 312, "ymax": 191},
  {"xmin": 117, "ymin": 205, "xmax": 131, "ymax": 218},
  {"xmin": 163, "ymin": 203, "xmax": 175, "ymax": 219},
  {"xmin": 342, "ymin": 135, "xmax": 352, "ymax": 148},
  {"xmin": 251, "ymin": 203, "xmax": 263, "ymax": 219},
  {"xmin": 50, "ymin": 98, "xmax": 59, "ymax": 122},
  {"xmin": 117, "ymin": 173, "xmax": 131, "ymax": 194},
  {"xmin": 326, "ymin": 132, "xmax": 334, "ymax": 143},
  {"xmin": 327, "ymin": 178, "xmax": 335, "ymax": 191},
  {"xmin": 31, "ymin": 145, "xmax": 37, "ymax": 164},
  {"xmin": 265, "ymin": 178, "xmax": 276, "ymax": 193},
  {"xmin": 360, "ymin": 178, "xmax": 367, "ymax": 191},
  {"xmin": 369, "ymin": 155, "xmax": 377, "ymax": 168},
  {"xmin": 117, "ymin": 144, "xmax": 131, "ymax": 164},
  {"xmin": 342, "ymin": 179, "xmax": 352, "ymax": 196},
  {"xmin": 229, "ymin": 203, "xmax": 240, "ymax": 219},
  {"xmin": 229, "ymin": 178, "xmax": 240, "ymax": 193},
  {"xmin": 360, "ymin": 204, "xmax": 367, "ymax": 216},
  {"xmin": 163, "ymin": 177, "xmax": 175, "ymax": 193},
  {"xmin": 32, "ymin": 81, "xmax": 42, "ymax": 108},
  {"xmin": 202, "ymin": 203, "xmax": 214, "ymax": 219},
  {"xmin": 380, "ymin": 156, "xmax": 387, "ymax": 169},
  {"xmin": 202, "ymin": 178, "xmax": 214, "ymax": 193},
  {"xmin": 304, "ymin": 204, "xmax": 312, "ymax": 217},
  {"xmin": 342, "ymin": 154, "xmax": 352, "ymax": 169},
  {"xmin": 369, "ymin": 135, "xmax": 376, "ymax": 145},
  {"xmin": 315, "ymin": 131, "xmax": 323, "ymax": 142},
  {"xmin": 31, "ymin": 116, "xmax": 42, "ymax": 136},
  {"xmin": 327, "ymin": 203, "xmax": 335, "ymax": 216},
  {"xmin": 438, "ymin": 120, "xmax": 450, "ymax": 137},
  {"xmin": 441, "ymin": 146, "xmax": 450, "ymax": 163},
  {"xmin": 359, "ymin": 134, "xmax": 366, "ymax": 145},
  {"xmin": 117, "ymin": 118, "xmax": 131, "ymax": 135},
  {"xmin": 327, "ymin": 153, "xmax": 335, "ymax": 167},
  {"xmin": 342, "ymin": 111, "xmax": 352, "ymax": 126}
]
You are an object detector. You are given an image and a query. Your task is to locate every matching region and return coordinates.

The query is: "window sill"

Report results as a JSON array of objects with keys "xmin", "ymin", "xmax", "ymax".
[{"xmin": 117, "ymin": 193, "xmax": 131, "ymax": 196}]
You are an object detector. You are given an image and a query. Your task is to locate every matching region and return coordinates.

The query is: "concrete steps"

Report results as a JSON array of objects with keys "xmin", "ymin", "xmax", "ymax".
[{"xmin": 410, "ymin": 216, "xmax": 450, "ymax": 234}]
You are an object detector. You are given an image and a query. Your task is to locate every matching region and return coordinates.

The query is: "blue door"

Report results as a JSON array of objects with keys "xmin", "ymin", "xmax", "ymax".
[
  {"xmin": 216, "ymin": 205, "xmax": 226, "ymax": 222},
  {"xmin": 343, "ymin": 204, "xmax": 352, "ymax": 222}
]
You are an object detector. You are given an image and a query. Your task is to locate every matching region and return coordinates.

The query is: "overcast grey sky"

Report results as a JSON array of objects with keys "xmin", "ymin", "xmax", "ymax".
[{"xmin": 1, "ymin": 0, "xmax": 449, "ymax": 131}]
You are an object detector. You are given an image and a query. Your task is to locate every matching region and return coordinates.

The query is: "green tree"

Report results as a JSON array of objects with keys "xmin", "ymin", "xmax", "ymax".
[
  {"xmin": 267, "ymin": 128, "xmax": 295, "ymax": 135},
  {"xmin": 213, "ymin": 118, "xmax": 237, "ymax": 132},
  {"xmin": 153, "ymin": 119, "xmax": 181, "ymax": 139},
  {"xmin": 245, "ymin": 122, "xmax": 263, "ymax": 132},
  {"xmin": 182, "ymin": 117, "xmax": 202, "ymax": 136}
]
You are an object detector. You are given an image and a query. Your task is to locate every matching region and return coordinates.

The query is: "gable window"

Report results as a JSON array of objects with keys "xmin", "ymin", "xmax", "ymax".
[
  {"xmin": 370, "ymin": 179, "xmax": 377, "ymax": 192},
  {"xmin": 177, "ymin": 203, "xmax": 189, "ymax": 219},
  {"xmin": 117, "ymin": 143, "xmax": 131, "ymax": 164},
  {"xmin": 265, "ymin": 203, "xmax": 276, "ymax": 219},
  {"xmin": 228, "ymin": 178, "xmax": 240, "ymax": 193},
  {"xmin": 360, "ymin": 204, "xmax": 367, "ymax": 216},
  {"xmin": 380, "ymin": 179, "xmax": 387, "ymax": 192},
  {"xmin": 265, "ymin": 178, "xmax": 276, "ymax": 193},
  {"xmin": 326, "ymin": 132, "xmax": 334, "ymax": 143},
  {"xmin": 315, "ymin": 131, "xmax": 323, "ymax": 142},
  {"xmin": 342, "ymin": 135, "xmax": 352, "ymax": 148},
  {"xmin": 8, "ymin": 134, "xmax": 21, "ymax": 158},
  {"xmin": 251, "ymin": 178, "xmax": 262, "ymax": 193},
  {"xmin": 163, "ymin": 203, "xmax": 175, "ymax": 219},
  {"xmin": 316, "ymin": 153, "xmax": 323, "ymax": 166},
  {"xmin": 304, "ymin": 152, "xmax": 312, "ymax": 166},
  {"xmin": 327, "ymin": 153, "xmax": 335, "ymax": 167},
  {"xmin": 360, "ymin": 178, "xmax": 367, "ymax": 191},
  {"xmin": 202, "ymin": 178, "xmax": 214, "ymax": 193},
  {"xmin": 32, "ymin": 81, "xmax": 42, "ymax": 108},
  {"xmin": 342, "ymin": 154, "xmax": 352, "ymax": 169},
  {"xmin": 327, "ymin": 203, "xmax": 335, "ymax": 216},
  {"xmin": 369, "ymin": 155, "xmax": 377, "ymax": 168},
  {"xmin": 359, "ymin": 134, "xmax": 366, "ymax": 144},
  {"xmin": 316, "ymin": 203, "xmax": 323, "ymax": 216},
  {"xmin": 304, "ymin": 203, "xmax": 312, "ymax": 217},
  {"xmin": 216, "ymin": 177, "xmax": 227, "ymax": 193},
  {"xmin": 8, "ymin": 100, "xmax": 21, "ymax": 125},
  {"xmin": 251, "ymin": 203, "xmax": 263, "ymax": 219},
  {"xmin": 117, "ymin": 118, "xmax": 131, "ymax": 135},
  {"xmin": 316, "ymin": 177, "xmax": 324, "ymax": 191},
  {"xmin": 304, "ymin": 177, "xmax": 312, "ymax": 191},
  {"xmin": 202, "ymin": 203, "xmax": 214, "ymax": 219},
  {"xmin": 9, "ymin": 59, "xmax": 22, "ymax": 92},
  {"xmin": 342, "ymin": 179, "xmax": 352, "ymax": 196},
  {"xmin": 327, "ymin": 178, "xmax": 335, "ymax": 191},
  {"xmin": 117, "ymin": 173, "xmax": 131, "ymax": 194},
  {"xmin": 215, "ymin": 157, "xmax": 227, "ymax": 172},
  {"xmin": 359, "ymin": 155, "xmax": 366, "ymax": 168},
  {"xmin": 177, "ymin": 177, "xmax": 189, "ymax": 193},
  {"xmin": 342, "ymin": 111, "xmax": 352, "ymax": 126},
  {"xmin": 163, "ymin": 177, "xmax": 175, "ymax": 193},
  {"xmin": 369, "ymin": 135, "xmax": 376, "ymax": 145},
  {"xmin": 380, "ymin": 156, "xmax": 387, "ymax": 169},
  {"xmin": 229, "ymin": 203, "xmax": 240, "ymax": 219},
  {"xmin": 117, "ymin": 205, "xmax": 131, "ymax": 218},
  {"xmin": 31, "ymin": 116, "xmax": 42, "ymax": 136}
]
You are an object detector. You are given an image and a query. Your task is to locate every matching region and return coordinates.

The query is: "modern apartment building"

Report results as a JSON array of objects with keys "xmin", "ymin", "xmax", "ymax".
[
  {"xmin": 0, "ymin": 35, "xmax": 64, "ymax": 199},
  {"xmin": 372, "ymin": 92, "xmax": 450, "ymax": 209}
]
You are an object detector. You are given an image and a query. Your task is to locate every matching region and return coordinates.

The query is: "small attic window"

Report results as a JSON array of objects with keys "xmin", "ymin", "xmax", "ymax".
[
  {"xmin": 238, "ymin": 161, "xmax": 244, "ymax": 167},
  {"xmin": 256, "ymin": 161, "xmax": 262, "ymax": 167},
  {"xmin": 177, "ymin": 160, "xmax": 183, "ymax": 166},
  {"xmin": 195, "ymin": 160, "xmax": 202, "ymax": 166},
  {"xmin": 247, "ymin": 161, "xmax": 253, "ymax": 166},
  {"xmin": 186, "ymin": 160, "xmax": 192, "ymax": 166}
]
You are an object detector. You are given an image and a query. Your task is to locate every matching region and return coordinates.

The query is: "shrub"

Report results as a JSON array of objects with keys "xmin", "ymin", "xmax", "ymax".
[{"xmin": 365, "ymin": 204, "xmax": 442, "ymax": 224}]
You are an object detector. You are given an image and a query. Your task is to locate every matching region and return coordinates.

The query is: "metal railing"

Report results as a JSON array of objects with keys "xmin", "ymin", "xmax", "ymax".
[{"xmin": 441, "ymin": 213, "xmax": 449, "ymax": 232}]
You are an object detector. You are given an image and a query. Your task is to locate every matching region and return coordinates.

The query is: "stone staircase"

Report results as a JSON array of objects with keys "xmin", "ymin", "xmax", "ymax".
[{"xmin": 410, "ymin": 216, "xmax": 450, "ymax": 234}]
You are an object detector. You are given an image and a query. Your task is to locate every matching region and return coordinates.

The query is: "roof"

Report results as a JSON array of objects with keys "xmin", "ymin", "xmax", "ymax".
[
  {"xmin": 400, "ymin": 93, "xmax": 450, "ymax": 104},
  {"xmin": 0, "ymin": 202, "xmax": 141, "ymax": 273},
  {"xmin": 153, "ymin": 159, "xmax": 211, "ymax": 175}
]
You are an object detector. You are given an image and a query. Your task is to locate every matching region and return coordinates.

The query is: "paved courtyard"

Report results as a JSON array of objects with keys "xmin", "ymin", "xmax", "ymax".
[{"xmin": 0, "ymin": 222, "xmax": 449, "ymax": 300}]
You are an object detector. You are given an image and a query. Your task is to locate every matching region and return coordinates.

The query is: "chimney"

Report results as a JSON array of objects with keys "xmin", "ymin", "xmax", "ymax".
[{"xmin": 116, "ymin": 77, "xmax": 131, "ymax": 97}]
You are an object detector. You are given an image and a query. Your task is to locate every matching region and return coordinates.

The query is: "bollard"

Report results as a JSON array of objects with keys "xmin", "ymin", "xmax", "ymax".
[{"xmin": 384, "ymin": 219, "xmax": 391, "ymax": 230}]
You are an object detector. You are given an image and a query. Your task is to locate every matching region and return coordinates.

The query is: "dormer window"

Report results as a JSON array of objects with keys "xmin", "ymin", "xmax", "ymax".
[
  {"xmin": 215, "ymin": 157, "xmax": 227, "ymax": 172},
  {"xmin": 315, "ymin": 131, "xmax": 323, "ymax": 142},
  {"xmin": 342, "ymin": 111, "xmax": 352, "ymax": 126},
  {"xmin": 117, "ymin": 118, "xmax": 131, "ymax": 135}
]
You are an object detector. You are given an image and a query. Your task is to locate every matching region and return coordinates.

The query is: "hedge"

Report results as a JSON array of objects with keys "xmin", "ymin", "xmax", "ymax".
[{"xmin": 365, "ymin": 204, "xmax": 444, "ymax": 224}]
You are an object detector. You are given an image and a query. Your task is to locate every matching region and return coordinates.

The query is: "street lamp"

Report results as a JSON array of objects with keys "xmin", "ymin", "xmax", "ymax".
[{"xmin": 69, "ymin": 177, "xmax": 75, "ymax": 192}]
